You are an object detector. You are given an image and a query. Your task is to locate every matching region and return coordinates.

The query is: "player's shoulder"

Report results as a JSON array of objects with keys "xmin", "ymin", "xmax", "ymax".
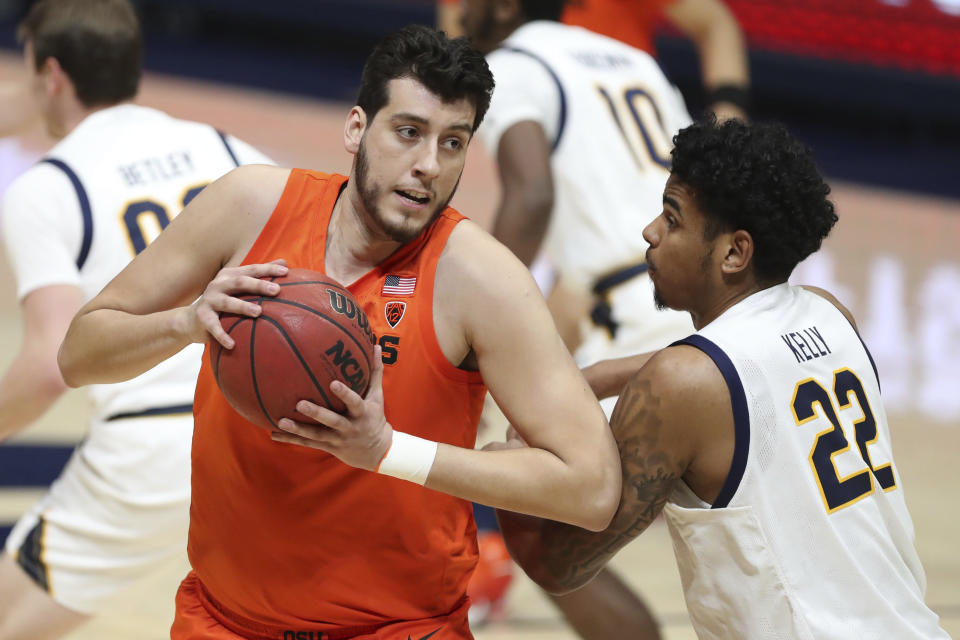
[
  {"xmin": 443, "ymin": 218, "xmax": 514, "ymax": 269},
  {"xmin": 215, "ymin": 164, "xmax": 291, "ymax": 201},
  {"xmin": 612, "ymin": 344, "xmax": 727, "ymax": 450},
  {"xmin": 798, "ymin": 285, "xmax": 859, "ymax": 330},
  {"xmin": 638, "ymin": 344, "xmax": 724, "ymax": 395},
  {"xmin": 439, "ymin": 218, "xmax": 538, "ymax": 297}
]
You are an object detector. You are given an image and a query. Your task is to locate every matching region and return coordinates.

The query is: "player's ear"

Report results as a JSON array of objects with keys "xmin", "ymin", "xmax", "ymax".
[
  {"xmin": 41, "ymin": 56, "xmax": 69, "ymax": 99},
  {"xmin": 344, "ymin": 106, "xmax": 367, "ymax": 154},
  {"xmin": 720, "ymin": 229, "xmax": 753, "ymax": 276}
]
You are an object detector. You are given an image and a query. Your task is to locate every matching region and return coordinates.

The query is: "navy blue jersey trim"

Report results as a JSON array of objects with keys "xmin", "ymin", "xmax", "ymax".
[
  {"xmin": 40, "ymin": 158, "xmax": 93, "ymax": 270},
  {"xmin": 672, "ymin": 334, "xmax": 750, "ymax": 509},
  {"xmin": 840, "ymin": 316, "xmax": 881, "ymax": 393},
  {"xmin": 499, "ymin": 46, "xmax": 568, "ymax": 152},
  {"xmin": 215, "ymin": 129, "xmax": 241, "ymax": 167},
  {"xmin": 105, "ymin": 403, "xmax": 193, "ymax": 422},
  {"xmin": 859, "ymin": 337, "xmax": 881, "ymax": 393}
]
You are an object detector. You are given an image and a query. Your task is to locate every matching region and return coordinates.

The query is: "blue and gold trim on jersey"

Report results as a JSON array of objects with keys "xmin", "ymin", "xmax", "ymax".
[{"xmin": 15, "ymin": 514, "xmax": 52, "ymax": 595}]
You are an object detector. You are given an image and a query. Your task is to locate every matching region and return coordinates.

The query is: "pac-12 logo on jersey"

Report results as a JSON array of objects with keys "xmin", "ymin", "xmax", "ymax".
[{"xmin": 384, "ymin": 301, "xmax": 406, "ymax": 329}]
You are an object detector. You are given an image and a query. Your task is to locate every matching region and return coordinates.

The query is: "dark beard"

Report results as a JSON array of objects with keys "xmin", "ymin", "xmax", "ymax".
[
  {"xmin": 650, "ymin": 244, "xmax": 713, "ymax": 311},
  {"xmin": 653, "ymin": 287, "xmax": 667, "ymax": 311},
  {"xmin": 355, "ymin": 139, "xmax": 459, "ymax": 243}
]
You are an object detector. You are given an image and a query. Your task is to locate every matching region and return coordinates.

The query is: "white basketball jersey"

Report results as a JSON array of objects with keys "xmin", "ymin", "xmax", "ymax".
[
  {"xmin": 664, "ymin": 284, "xmax": 948, "ymax": 639},
  {"xmin": 1, "ymin": 104, "xmax": 272, "ymax": 420},
  {"xmin": 479, "ymin": 21, "xmax": 692, "ymax": 286}
]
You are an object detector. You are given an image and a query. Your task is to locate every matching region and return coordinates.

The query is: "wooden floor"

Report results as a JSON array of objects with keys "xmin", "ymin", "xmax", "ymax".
[{"xmin": 0, "ymin": 52, "xmax": 957, "ymax": 638}]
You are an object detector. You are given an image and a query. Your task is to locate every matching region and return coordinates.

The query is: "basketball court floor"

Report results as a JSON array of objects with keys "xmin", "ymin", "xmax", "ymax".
[{"xmin": 1, "ymin": 53, "xmax": 958, "ymax": 638}]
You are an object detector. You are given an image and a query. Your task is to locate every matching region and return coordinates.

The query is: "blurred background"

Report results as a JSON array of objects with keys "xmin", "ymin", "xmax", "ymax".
[{"xmin": 0, "ymin": 1, "xmax": 958, "ymax": 638}]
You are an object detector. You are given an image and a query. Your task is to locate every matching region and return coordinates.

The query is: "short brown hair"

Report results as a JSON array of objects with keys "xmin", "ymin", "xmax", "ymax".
[
  {"xmin": 356, "ymin": 25, "xmax": 494, "ymax": 133},
  {"xmin": 18, "ymin": 0, "xmax": 142, "ymax": 107}
]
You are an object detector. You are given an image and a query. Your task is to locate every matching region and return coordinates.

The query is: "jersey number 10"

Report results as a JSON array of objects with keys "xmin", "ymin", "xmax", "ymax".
[
  {"xmin": 791, "ymin": 368, "xmax": 897, "ymax": 513},
  {"xmin": 596, "ymin": 85, "xmax": 672, "ymax": 172}
]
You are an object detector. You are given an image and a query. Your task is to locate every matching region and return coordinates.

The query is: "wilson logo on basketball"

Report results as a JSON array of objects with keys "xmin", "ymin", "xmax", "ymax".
[
  {"xmin": 327, "ymin": 289, "xmax": 376, "ymax": 345},
  {"xmin": 384, "ymin": 301, "xmax": 406, "ymax": 328}
]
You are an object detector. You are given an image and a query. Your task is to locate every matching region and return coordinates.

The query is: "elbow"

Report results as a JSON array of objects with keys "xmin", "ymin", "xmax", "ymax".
[
  {"xmin": 575, "ymin": 458, "xmax": 622, "ymax": 532},
  {"xmin": 57, "ymin": 342, "xmax": 83, "ymax": 388},
  {"xmin": 563, "ymin": 471, "xmax": 619, "ymax": 532},
  {"xmin": 522, "ymin": 185, "xmax": 554, "ymax": 228},
  {"xmin": 578, "ymin": 489, "xmax": 619, "ymax": 532}
]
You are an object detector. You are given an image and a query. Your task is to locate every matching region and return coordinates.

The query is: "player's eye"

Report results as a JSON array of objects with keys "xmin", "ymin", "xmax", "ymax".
[
  {"xmin": 397, "ymin": 126, "xmax": 418, "ymax": 139},
  {"xmin": 443, "ymin": 137, "xmax": 465, "ymax": 151}
]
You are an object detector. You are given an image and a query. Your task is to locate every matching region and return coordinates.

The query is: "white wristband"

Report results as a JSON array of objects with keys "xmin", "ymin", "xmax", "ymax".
[{"xmin": 376, "ymin": 431, "xmax": 438, "ymax": 486}]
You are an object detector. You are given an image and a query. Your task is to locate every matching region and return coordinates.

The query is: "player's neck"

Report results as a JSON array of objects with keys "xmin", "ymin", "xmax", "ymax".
[
  {"xmin": 52, "ymin": 100, "xmax": 120, "ymax": 140},
  {"xmin": 325, "ymin": 183, "xmax": 402, "ymax": 285},
  {"xmin": 690, "ymin": 280, "xmax": 777, "ymax": 330}
]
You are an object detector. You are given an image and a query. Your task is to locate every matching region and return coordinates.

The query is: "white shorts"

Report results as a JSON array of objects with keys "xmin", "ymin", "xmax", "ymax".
[
  {"xmin": 574, "ymin": 273, "xmax": 694, "ymax": 416},
  {"xmin": 4, "ymin": 412, "xmax": 192, "ymax": 614}
]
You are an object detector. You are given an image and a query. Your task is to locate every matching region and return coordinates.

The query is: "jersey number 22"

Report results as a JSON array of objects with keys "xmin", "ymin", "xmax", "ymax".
[{"xmin": 791, "ymin": 368, "xmax": 897, "ymax": 513}]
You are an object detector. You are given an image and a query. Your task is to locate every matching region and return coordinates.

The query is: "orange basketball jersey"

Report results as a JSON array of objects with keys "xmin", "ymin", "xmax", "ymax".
[
  {"xmin": 562, "ymin": 0, "xmax": 674, "ymax": 54},
  {"xmin": 189, "ymin": 170, "xmax": 487, "ymax": 633}
]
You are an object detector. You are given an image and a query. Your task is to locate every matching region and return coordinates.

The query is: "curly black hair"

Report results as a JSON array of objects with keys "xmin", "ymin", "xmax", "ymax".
[
  {"xmin": 356, "ymin": 25, "xmax": 494, "ymax": 133},
  {"xmin": 670, "ymin": 118, "xmax": 838, "ymax": 283}
]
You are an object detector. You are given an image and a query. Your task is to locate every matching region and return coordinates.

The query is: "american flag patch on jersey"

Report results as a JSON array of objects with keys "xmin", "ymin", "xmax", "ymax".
[{"xmin": 382, "ymin": 274, "xmax": 417, "ymax": 295}]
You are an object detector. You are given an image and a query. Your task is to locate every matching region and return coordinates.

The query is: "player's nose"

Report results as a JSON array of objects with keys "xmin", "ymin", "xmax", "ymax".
[
  {"xmin": 642, "ymin": 217, "xmax": 660, "ymax": 246},
  {"xmin": 412, "ymin": 142, "xmax": 441, "ymax": 180}
]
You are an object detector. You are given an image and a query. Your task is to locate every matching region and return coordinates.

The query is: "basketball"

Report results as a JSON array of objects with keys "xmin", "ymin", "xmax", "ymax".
[{"xmin": 209, "ymin": 268, "xmax": 377, "ymax": 430}]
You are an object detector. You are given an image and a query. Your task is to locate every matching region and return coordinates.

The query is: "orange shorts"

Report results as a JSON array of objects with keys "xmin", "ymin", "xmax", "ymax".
[{"xmin": 171, "ymin": 572, "xmax": 473, "ymax": 640}]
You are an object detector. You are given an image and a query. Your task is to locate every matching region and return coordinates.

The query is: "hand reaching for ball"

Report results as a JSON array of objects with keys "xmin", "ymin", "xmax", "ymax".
[
  {"xmin": 181, "ymin": 260, "xmax": 289, "ymax": 348},
  {"xmin": 271, "ymin": 345, "xmax": 393, "ymax": 472}
]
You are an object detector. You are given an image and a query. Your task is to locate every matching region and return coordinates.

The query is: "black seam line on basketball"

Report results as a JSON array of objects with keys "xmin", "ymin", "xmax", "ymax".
[
  {"xmin": 213, "ymin": 317, "xmax": 254, "ymax": 389},
  {"xmin": 256, "ymin": 315, "xmax": 335, "ymax": 410},
  {"xmin": 248, "ymin": 318, "xmax": 279, "ymax": 430},
  {"xmin": 271, "ymin": 281, "xmax": 375, "ymax": 350},
  {"xmin": 276, "ymin": 280, "xmax": 347, "ymax": 289},
  {"xmin": 259, "ymin": 298, "xmax": 373, "ymax": 371}
]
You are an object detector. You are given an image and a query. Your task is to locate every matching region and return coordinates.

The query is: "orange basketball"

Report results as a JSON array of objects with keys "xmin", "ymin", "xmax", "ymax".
[{"xmin": 209, "ymin": 268, "xmax": 377, "ymax": 430}]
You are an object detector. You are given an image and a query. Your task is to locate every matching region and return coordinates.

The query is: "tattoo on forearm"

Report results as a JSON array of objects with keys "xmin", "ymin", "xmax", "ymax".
[{"xmin": 542, "ymin": 377, "xmax": 683, "ymax": 587}]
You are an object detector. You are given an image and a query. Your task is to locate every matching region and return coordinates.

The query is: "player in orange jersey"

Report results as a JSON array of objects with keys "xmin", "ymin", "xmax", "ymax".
[{"xmin": 58, "ymin": 25, "xmax": 621, "ymax": 639}]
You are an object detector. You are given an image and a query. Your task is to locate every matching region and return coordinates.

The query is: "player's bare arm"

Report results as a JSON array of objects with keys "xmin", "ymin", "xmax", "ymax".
[
  {"xmin": 800, "ymin": 285, "xmax": 860, "ymax": 330},
  {"xmin": 274, "ymin": 221, "xmax": 622, "ymax": 531},
  {"xmin": 0, "ymin": 285, "xmax": 82, "ymax": 440},
  {"xmin": 580, "ymin": 351, "xmax": 657, "ymax": 400},
  {"xmin": 496, "ymin": 346, "xmax": 734, "ymax": 592},
  {"xmin": 429, "ymin": 221, "xmax": 620, "ymax": 530},
  {"xmin": 58, "ymin": 164, "xmax": 290, "ymax": 386},
  {"xmin": 490, "ymin": 120, "xmax": 555, "ymax": 266},
  {"xmin": 665, "ymin": 0, "xmax": 750, "ymax": 121}
]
